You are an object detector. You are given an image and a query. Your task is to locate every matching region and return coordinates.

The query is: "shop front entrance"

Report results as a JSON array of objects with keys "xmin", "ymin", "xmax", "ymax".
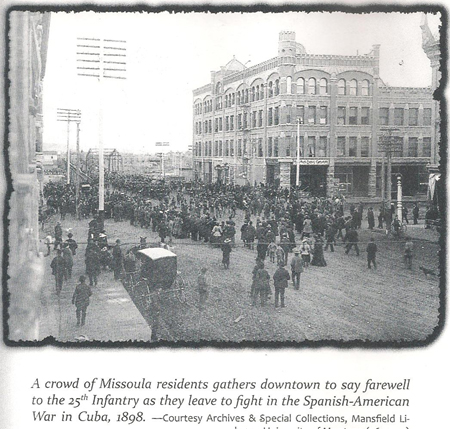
[{"xmin": 290, "ymin": 165, "xmax": 327, "ymax": 197}]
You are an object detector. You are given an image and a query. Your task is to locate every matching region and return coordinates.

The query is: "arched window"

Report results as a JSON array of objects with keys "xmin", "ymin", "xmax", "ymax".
[
  {"xmin": 338, "ymin": 79, "xmax": 346, "ymax": 95},
  {"xmin": 232, "ymin": 93, "xmax": 235, "ymax": 105},
  {"xmin": 361, "ymin": 80, "xmax": 370, "ymax": 96},
  {"xmin": 252, "ymin": 87, "xmax": 255, "ymax": 102},
  {"xmin": 286, "ymin": 76, "xmax": 292, "ymax": 94},
  {"xmin": 308, "ymin": 78, "xmax": 316, "ymax": 95},
  {"xmin": 245, "ymin": 89, "xmax": 249, "ymax": 103},
  {"xmin": 260, "ymin": 85, "xmax": 264, "ymax": 99},
  {"xmin": 275, "ymin": 79, "xmax": 280, "ymax": 96},
  {"xmin": 237, "ymin": 92, "xmax": 241, "ymax": 105},
  {"xmin": 350, "ymin": 79, "xmax": 357, "ymax": 95},
  {"xmin": 319, "ymin": 78, "xmax": 328, "ymax": 95},
  {"xmin": 256, "ymin": 85, "xmax": 260, "ymax": 101},
  {"xmin": 268, "ymin": 81, "xmax": 273, "ymax": 97},
  {"xmin": 297, "ymin": 77, "xmax": 305, "ymax": 94}
]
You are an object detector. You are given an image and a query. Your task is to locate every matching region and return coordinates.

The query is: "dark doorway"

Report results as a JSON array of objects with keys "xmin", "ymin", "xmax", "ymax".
[{"xmin": 291, "ymin": 165, "xmax": 327, "ymax": 197}]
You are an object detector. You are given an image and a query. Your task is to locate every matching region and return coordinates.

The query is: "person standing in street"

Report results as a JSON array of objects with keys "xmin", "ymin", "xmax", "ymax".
[
  {"xmin": 62, "ymin": 243, "xmax": 73, "ymax": 280},
  {"xmin": 112, "ymin": 239, "xmax": 124, "ymax": 280},
  {"xmin": 413, "ymin": 203, "xmax": 420, "ymax": 225},
  {"xmin": 72, "ymin": 275, "xmax": 92, "ymax": 326},
  {"xmin": 54, "ymin": 221, "xmax": 63, "ymax": 249},
  {"xmin": 252, "ymin": 261, "xmax": 270, "ymax": 307},
  {"xmin": 273, "ymin": 262, "xmax": 290, "ymax": 308},
  {"xmin": 366, "ymin": 237, "xmax": 378, "ymax": 269},
  {"xmin": 65, "ymin": 232, "xmax": 78, "ymax": 256},
  {"xmin": 290, "ymin": 248, "xmax": 304, "ymax": 290},
  {"xmin": 85, "ymin": 241, "xmax": 101, "ymax": 286},
  {"xmin": 44, "ymin": 234, "xmax": 53, "ymax": 257},
  {"xmin": 197, "ymin": 267, "xmax": 209, "ymax": 309},
  {"xmin": 221, "ymin": 238, "xmax": 232, "ymax": 269},
  {"xmin": 50, "ymin": 249, "xmax": 66, "ymax": 295},
  {"xmin": 344, "ymin": 227, "xmax": 360, "ymax": 256}
]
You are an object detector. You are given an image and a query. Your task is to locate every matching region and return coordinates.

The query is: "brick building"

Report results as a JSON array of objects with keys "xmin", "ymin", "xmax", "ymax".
[{"xmin": 192, "ymin": 30, "xmax": 438, "ymax": 198}]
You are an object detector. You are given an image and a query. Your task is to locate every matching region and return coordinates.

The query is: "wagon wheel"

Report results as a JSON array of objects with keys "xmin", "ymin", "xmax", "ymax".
[{"xmin": 173, "ymin": 273, "xmax": 188, "ymax": 304}]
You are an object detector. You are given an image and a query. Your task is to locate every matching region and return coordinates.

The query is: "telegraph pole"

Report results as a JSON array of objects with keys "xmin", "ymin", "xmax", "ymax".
[
  {"xmin": 296, "ymin": 117, "xmax": 301, "ymax": 187},
  {"xmin": 77, "ymin": 36, "xmax": 127, "ymax": 228},
  {"xmin": 378, "ymin": 128, "xmax": 402, "ymax": 227},
  {"xmin": 57, "ymin": 108, "xmax": 81, "ymax": 185}
]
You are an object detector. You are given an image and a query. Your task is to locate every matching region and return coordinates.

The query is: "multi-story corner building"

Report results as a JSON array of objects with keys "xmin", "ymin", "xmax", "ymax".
[{"xmin": 192, "ymin": 29, "xmax": 438, "ymax": 198}]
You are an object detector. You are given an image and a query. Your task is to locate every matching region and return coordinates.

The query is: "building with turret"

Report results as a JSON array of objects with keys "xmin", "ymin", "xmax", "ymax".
[{"xmin": 192, "ymin": 30, "xmax": 437, "ymax": 198}]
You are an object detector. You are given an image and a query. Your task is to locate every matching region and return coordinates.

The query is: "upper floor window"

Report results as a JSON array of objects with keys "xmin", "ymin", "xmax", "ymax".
[
  {"xmin": 320, "ymin": 106, "xmax": 327, "ymax": 124},
  {"xmin": 361, "ymin": 107, "xmax": 370, "ymax": 125},
  {"xmin": 361, "ymin": 80, "xmax": 370, "ymax": 96},
  {"xmin": 423, "ymin": 137, "xmax": 431, "ymax": 157},
  {"xmin": 297, "ymin": 105, "xmax": 305, "ymax": 124},
  {"xmin": 308, "ymin": 106, "xmax": 316, "ymax": 124},
  {"xmin": 349, "ymin": 79, "xmax": 358, "ymax": 96},
  {"xmin": 268, "ymin": 108, "xmax": 273, "ymax": 126},
  {"xmin": 337, "ymin": 107, "xmax": 346, "ymax": 125},
  {"xmin": 361, "ymin": 137, "xmax": 370, "ymax": 157},
  {"xmin": 268, "ymin": 81, "xmax": 273, "ymax": 97},
  {"xmin": 379, "ymin": 107, "xmax": 389, "ymax": 125},
  {"xmin": 394, "ymin": 108, "xmax": 404, "ymax": 126},
  {"xmin": 251, "ymin": 87, "xmax": 255, "ymax": 102},
  {"xmin": 409, "ymin": 108, "xmax": 419, "ymax": 126},
  {"xmin": 308, "ymin": 78, "xmax": 316, "ymax": 95},
  {"xmin": 423, "ymin": 108, "xmax": 432, "ymax": 126},
  {"xmin": 297, "ymin": 78, "xmax": 305, "ymax": 94},
  {"xmin": 256, "ymin": 85, "xmax": 260, "ymax": 101},
  {"xmin": 319, "ymin": 78, "xmax": 328, "ymax": 95},
  {"xmin": 260, "ymin": 85, "xmax": 264, "ymax": 100},
  {"xmin": 338, "ymin": 79, "xmax": 346, "ymax": 95},
  {"xmin": 275, "ymin": 79, "xmax": 280, "ymax": 96},
  {"xmin": 274, "ymin": 107, "xmax": 279, "ymax": 125},
  {"xmin": 245, "ymin": 89, "xmax": 249, "ymax": 104},
  {"xmin": 349, "ymin": 107, "xmax": 358, "ymax": 125}
]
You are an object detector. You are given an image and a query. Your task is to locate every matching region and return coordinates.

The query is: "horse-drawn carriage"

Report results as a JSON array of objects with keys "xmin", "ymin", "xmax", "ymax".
[{"xmin": 123, "ymin": 246, "xmax": 187, "ymax": 306}]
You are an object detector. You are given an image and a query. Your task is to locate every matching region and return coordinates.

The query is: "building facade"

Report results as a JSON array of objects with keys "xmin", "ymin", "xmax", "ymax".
[
  {"xmin": 192, "ymin": 30, "xmax": 438, "ymax": 198},
  {"xmin": 8, "ymin": 11, "xmax": 51, "ymax": 340}
]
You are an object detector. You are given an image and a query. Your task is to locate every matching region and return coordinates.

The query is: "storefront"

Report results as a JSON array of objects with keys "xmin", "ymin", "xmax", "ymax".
[{"xmin": 290, "ymin": 159, "xmax": 328, "ymax": 197}]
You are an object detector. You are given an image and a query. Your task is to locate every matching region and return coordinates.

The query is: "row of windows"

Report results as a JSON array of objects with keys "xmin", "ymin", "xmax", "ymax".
[
  {"xmin": 194, "ymin": 78, "xmax": 374, "ymax": 114},
  {"xmin": 379, "ymin": 107, "xmax": 432, "ymax": 126},
  {"xmin": 194, "ymin": 135, "xmax": 432, "ymax": 159},
  {"xmin": 374, "ymin": 136, "xmax": 431, "ymax": 158},
  {"xmin": 196, "ymin": 105, "xmax": 433, "ymax": 134}
]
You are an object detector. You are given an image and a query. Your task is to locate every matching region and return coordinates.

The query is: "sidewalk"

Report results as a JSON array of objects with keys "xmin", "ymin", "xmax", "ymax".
[{"xmin": 38, "ymin": 220, "xmax": 153, "ymax": 343}]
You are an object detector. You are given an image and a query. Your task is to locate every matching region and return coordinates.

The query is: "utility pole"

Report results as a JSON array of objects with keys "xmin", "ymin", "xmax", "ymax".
[
  {"xmin": 57, "ymin": 108, "xmax": 81, "ymax": 185},
  {"xmin": 378, "ymin": 128, "xmax": 402, "ymax": 227},
  {"xmin": 77, "ymin": 36, "xmax": 127, "ymax": 228},
  {"xmin": 296, "ymin": 117, "xmax": 301, "ymax": 187}
]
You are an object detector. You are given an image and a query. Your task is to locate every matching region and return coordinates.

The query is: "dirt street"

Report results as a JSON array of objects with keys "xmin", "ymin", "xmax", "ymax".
[{"xmin": 39, "ymin": 212, "xmax": 441, "ymax": 344}]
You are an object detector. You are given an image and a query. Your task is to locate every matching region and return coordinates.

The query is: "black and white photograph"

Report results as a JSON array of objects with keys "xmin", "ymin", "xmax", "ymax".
[{"xmin": 4, "ymin": 7, "xmax": 444, "ymax": 345}]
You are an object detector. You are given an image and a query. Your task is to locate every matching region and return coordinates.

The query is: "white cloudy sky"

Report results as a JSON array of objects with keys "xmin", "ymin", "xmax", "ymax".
[{"xmin": 42, "ymin": 11, "xmax": 441, "ymax": 154}]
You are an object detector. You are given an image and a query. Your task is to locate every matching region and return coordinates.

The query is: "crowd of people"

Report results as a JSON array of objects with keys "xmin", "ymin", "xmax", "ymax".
[{"xmin": 43, "ymin": 172, "xmax": 435, "ymax": 319}]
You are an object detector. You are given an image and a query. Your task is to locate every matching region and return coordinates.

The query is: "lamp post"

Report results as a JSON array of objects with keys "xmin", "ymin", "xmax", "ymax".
[
  {"xmin": 397, "ymin": 174, "xmax": 403, "ymax": 221},
  {"xmin": 76, "ymin": 36, "xmax": 127, "ymax": 227}
]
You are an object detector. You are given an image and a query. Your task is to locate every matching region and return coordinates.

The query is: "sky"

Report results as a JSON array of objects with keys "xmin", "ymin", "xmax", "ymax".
[{"xmin": 42, "ymin": 11, "xmax": 441, "ymax": 154}]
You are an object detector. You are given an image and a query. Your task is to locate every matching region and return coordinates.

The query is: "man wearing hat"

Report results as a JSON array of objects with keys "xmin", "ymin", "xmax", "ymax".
[
  {"xmin": 273, "ymin": 262, "xmax": 290, "ymax": 308},
  {"xmin": 72, "ymin": 275, "xmax": 92, "ymax": 326},
  {"xmin": 65, "ymin": 232, "xmax": 78, "ymax": 256},
  {"xmin": 50, "ymin": 249, "xmax": 66, "ymax": 295},
  {"xmin": 221, "ymin": 238, "xmax": 232, "ymax": 269},
  {"xmin": 290, "ymin": 248, "xmax": 304, "ymax": 290},
  {"xmin": 112, "ymin": 239, "xmax": 123, "ymax": 280}
]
